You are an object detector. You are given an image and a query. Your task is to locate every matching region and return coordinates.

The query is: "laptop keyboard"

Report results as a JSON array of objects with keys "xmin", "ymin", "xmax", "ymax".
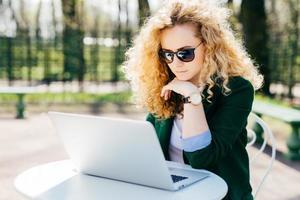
[{"xmin": 171, "ymin": 174, "xmax": 188, "ymax": 183}]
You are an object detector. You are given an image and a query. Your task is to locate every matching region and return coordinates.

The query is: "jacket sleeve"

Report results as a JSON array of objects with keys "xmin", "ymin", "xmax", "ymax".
[
  {"xmin": 183, "ymin": 78, "xmax": 254, "ymax": 169},
  {"xmin": 146, "ymin": 113, "xmax": 155, "ymax": 126}
]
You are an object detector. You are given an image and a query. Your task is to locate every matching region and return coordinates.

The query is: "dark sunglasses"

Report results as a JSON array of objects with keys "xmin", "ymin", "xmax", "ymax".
[{"xmin": 159, "ymin": 42, "xmax": 202, "ymax": 64}]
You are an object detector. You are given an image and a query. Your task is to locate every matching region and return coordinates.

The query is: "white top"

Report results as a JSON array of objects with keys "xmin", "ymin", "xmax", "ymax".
[
  {"xmin": 169, "ymin": 116, "xmax": 185, "ymax": 164},
  {"xmin": 14, "ymin": 160, "xmax": 228, "ymax": 200},
  {"xmin": 168, "ymin": 115, "xmax": 212, "ymax": 164}
]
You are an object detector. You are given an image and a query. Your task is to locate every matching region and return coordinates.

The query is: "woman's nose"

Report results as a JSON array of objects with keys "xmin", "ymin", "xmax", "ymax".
[{"xmin": 172, "ymin": 55, "xmax": 184, "ymax": 67}]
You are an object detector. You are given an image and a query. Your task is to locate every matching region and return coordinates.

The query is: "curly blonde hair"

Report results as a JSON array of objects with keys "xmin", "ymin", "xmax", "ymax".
[{"xmin": 123, "ymin": 0, "xmax": 263, "ymax": 119}]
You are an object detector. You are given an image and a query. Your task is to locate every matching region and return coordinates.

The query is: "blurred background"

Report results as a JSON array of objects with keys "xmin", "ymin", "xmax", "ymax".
[{"xmin": 0, "ymin": 0, "xmax": 300, "ymax": 199}]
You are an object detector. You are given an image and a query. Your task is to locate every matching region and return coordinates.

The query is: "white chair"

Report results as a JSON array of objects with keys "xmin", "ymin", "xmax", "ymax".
[{"xmin": 246, "ymin": 112, "xmax": 276, "ymax": 199}]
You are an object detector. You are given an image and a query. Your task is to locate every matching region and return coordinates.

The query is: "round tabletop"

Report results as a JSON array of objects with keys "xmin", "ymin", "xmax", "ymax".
[{"xmin": 15, "ymin": 160, "xmax": 227, "ymax": 200}]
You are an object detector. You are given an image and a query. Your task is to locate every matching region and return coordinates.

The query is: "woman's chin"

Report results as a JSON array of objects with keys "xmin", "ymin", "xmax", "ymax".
[{"xmin": 175, "ymin": 75, "xmax": 191, "ymax": 81}]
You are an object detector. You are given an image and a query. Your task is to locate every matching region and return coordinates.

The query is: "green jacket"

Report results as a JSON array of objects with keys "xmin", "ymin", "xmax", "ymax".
[{"xmin": 146, "ymin": 76, "xmax": 254, "ymax": 200}]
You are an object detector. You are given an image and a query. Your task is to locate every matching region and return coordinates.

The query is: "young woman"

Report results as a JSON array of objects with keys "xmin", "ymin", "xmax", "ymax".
[{"xmin": 123, "ymin": 0, "xmax": 263, "ymax": 199}]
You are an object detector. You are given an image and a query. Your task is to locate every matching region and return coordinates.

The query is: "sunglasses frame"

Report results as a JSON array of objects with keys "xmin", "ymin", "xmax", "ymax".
[{"xmin": 159, "ymin": 41, "xmax": 203, "ymax": 64}]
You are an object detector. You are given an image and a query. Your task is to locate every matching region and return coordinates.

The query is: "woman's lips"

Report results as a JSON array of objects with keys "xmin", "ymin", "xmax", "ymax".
[{"xmin": 176, "ymin": 71, "xmax": 187, "ymax": 73}]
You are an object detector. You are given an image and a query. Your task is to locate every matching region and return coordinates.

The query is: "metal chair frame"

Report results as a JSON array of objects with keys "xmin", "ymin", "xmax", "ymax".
[{"xmin": 246, "ymin": 112, "xmax": 276, "ymax": 198}]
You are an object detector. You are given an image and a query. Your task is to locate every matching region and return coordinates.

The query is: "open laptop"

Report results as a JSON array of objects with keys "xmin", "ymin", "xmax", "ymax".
[{"xmin": 48, "ymin": 111, "xmax": 209, "ymax": 191}]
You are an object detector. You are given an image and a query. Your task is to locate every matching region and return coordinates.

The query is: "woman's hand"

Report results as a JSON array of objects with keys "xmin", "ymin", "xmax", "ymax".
[{"xmin": 160, "ymin": 78, "xmax": 199, "ymax": 100}]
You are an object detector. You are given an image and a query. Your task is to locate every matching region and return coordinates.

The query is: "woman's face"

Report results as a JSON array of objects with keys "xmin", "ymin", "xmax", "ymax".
[{"xmin": 160, "ymin": 23, "xmax": 205, "ymax": 85}]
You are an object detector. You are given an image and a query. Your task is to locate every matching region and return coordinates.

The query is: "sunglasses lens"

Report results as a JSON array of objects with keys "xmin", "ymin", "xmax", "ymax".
[
  {"xmin": 161, "ymin": 51, "xmax": 173, "ymax": 63},
  {"xmin": 177, "ymin": 49, "xmax": 195, "ymax": 62}
]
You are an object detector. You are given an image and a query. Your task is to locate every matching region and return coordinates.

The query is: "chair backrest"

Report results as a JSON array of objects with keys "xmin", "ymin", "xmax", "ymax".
[{"xmin": 246, "ymin": 112, "xmax": 276, "ymax": 198}]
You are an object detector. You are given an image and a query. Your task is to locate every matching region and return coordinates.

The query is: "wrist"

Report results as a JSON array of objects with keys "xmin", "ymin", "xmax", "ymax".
[
  {"xmin": 184, "ymin": 102, "xmax": 202, "ymax": 108},
  {"xmin": 184, "ymin": 85, "xmax": 199, "ymax": 97},
  {"xmin": 183, "ymin": 91, "xmax": 202, "ymax": 105}
]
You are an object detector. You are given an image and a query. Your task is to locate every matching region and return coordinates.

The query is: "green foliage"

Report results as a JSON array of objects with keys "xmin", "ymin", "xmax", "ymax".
[
  {"xmin": 255, "ymin": 94, "xmax": 299, "ymax": 110},
  {"xmin": 0, "ymin": 91, "xmax": 133, "ymax": 104},
  {"xmin": 0, "ymin": 39, "xmax": 127, "ymax": 82}
]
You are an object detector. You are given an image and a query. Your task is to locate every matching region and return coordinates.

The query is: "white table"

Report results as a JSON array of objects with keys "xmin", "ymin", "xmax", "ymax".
[{"xmin": 15, "ymin": 160, "xmax": 228, "ymax": 200}]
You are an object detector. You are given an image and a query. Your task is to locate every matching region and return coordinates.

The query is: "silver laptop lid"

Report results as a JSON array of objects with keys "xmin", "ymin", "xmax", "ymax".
[{"xmin": 48, "ymin": 111, "xmax": 175, "ymax": 190}]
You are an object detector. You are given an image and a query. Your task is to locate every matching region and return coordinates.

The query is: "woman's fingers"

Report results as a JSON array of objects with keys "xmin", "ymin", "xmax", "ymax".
[
  {"xmin": 164, "ymin": 92, "xmax": 168, "ymax": 100},
  {"xmin": 161, "ymin": 86, "xmax": 171, "ymax": 100},
  {"xmin": 166, "ymin": 90, "xmax": 171, "ymax": 100},
  {"xmin": 161, "ymin": 88, "xmax": 166, "ymax": 97},
  {"xmin": 164, "ymin": 90, "xmax": 171, "ymax": 100},
  {"xmin": 161, "ymin": 85, "xmax": 170, "ymax": 97}
]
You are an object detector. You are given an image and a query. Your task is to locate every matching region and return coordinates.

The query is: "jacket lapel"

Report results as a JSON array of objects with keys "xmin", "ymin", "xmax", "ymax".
[{"xmin": 156, "ymin": 117, "xmax": 173, "ymax": 160}]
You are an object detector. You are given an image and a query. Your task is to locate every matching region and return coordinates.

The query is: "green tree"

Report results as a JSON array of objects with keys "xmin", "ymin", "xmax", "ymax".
[
  {"xmin": 90, "ymin": 6, "xmax": 100, "ymax": 83},
  {"xmin": 62, "ymin": 0, "xmax": 85, "ymax": 91},
  {"xmin": 286, "ymin": 0, "xmax": 299, "ymax": 99},
  {"xmin": 6, "ymin": 0, "xmax": 15, "ymax": 86},
  {"xmin": 138, "ymin": 0, "xmax": 150, "ymax": 27},
  {"xmin": 112, "ymin": 0, "xmax": 122, "ymax": 82},
  {"xmin": 19, "ymin": 0, "xmax": 33, "ymax": 86},
  {"xmin": 239, "ymin": 0, "xmax": 271, "ymax": 95}
]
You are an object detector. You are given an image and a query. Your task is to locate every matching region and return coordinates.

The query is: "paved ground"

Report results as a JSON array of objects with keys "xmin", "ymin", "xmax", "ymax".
[{"xmin": 1, "ymin": 105, "xmax": 300, "ymax": 200}]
